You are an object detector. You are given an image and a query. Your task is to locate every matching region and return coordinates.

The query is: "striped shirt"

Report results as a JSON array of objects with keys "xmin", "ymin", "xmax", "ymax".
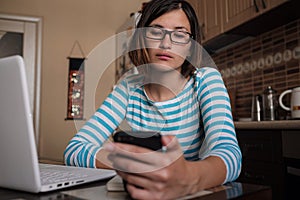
[{"xmin": 64, "ymin": 67, "xmax": 242, "ymax": 183}]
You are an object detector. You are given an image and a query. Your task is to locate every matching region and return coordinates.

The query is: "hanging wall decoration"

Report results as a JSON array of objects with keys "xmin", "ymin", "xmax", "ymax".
[{"xmin": 66, "ymin": 41, "xmax": 85, "ymax": 120}]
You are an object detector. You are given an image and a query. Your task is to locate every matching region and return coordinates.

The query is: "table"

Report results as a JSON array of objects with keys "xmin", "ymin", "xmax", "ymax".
[{"xmin": 0, "ymin": 179, "xmax": 271, "ymax": 200}]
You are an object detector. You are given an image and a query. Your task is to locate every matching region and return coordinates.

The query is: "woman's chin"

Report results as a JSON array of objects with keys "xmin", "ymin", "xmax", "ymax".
[{"xmin": 149, "ymin": 63, "xmax": 180, "ymax": 73}]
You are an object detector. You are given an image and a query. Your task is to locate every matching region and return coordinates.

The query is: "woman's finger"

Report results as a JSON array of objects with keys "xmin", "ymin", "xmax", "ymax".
[
  {"xmin": 118, "ymin": 171, "xmax": 167, "ymax": 200},
  {"xmin": 109, "ymin": 151, "xmax": 170, "ymax": 173},
  {"xmin": 162, "ymin": 135, "xmax": 180, "ymax": 150},
  {"xmin": 104, "ymin": 136, "xmax": 185, "ymax": 173},
  {"xmin": 105, "ymin": 142, "xmax": 166, "ymax": 164}
]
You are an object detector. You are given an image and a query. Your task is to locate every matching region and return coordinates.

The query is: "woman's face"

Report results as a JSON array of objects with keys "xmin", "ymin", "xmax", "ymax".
[{"xmin": 145, "ymin": 9, "xmax": 192, "ymax": 72}]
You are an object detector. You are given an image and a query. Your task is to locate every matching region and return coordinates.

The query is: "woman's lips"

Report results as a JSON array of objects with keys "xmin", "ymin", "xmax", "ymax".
[{"xmin": 156, "ymin": 53, "xmax": 173, "ymax": 61}]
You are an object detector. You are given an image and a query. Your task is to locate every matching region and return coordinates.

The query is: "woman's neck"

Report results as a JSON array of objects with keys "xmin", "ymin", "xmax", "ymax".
[{"xmin": 144, "ymin": 69, "xmax": 188, "ymax": 102}]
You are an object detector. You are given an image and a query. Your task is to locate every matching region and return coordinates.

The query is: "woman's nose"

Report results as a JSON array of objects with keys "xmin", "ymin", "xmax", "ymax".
[{"xmin": 159, "ymin": 34, "xmax": 172, "ymax": 49}]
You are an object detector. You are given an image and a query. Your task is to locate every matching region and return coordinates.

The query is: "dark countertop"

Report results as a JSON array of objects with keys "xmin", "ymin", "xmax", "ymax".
[
  {"xmin": 0, "ymin": 180, "xmax": 272, "ymax": 200},
  {"xmin": 234, "ymin": 120, "xmax": 300, "ymax": 130}
]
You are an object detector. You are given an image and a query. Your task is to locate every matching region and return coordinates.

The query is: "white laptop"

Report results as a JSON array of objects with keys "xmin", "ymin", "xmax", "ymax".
[{"xmin": 0, "ymin": 55, "xmax": 116, "ymax": 193}]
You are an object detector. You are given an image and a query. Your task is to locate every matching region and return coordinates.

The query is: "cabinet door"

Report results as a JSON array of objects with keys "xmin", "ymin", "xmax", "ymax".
[
  {"xmin": 238, "ymin": 161, "xmax": 285, "ymax": 200},
  {"xmin": 199, "ymin": 0, "xmax": 222, "ymax": 42},
  {"xmin": 222, "ymin": 0, "xmax": 260, "ymax": 32},
  {"xmin": 189, "ymin": 0, "xmax": 287, "ymax": 43},
  {"xmin": 237, "ymin": 129, "xmax": 283, "ymax": 163},
  {"xmin": 222, "ymin": 0, "xmax": 288, "ymax": 32}
]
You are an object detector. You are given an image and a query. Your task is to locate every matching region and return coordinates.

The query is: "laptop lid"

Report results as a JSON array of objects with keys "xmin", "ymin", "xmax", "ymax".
[
  {"xmin": 0, "ymin": 56, "xmax": 117, "ymax": 193},
  {"xmin": 0, "ymin": 55, "xmax": 42, "ymax": 192}
]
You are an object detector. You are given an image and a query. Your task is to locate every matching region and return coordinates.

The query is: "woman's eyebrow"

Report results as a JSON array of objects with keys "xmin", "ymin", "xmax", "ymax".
[
  {"xmin": 149, "ymin": 24, "xmax": 163, "ymax": 28},
  {"xmin": 150, "ymin": 24, "xmax": 189, "ymax": 31}
]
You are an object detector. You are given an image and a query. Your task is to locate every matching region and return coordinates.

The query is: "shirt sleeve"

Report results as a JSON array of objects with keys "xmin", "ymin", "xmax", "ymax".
[
  {"xmin": 195, "ymin": 67, "xmax": 242, "ymax": 183},
  {"xmin": 64, "ymin": 79, "xmax": 129, "ymax": 168}
]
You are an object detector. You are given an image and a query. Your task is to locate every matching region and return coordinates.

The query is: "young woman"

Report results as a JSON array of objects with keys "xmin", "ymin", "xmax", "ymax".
[{"xmin": 64, "ymin": 0, "xmax": 241, "ymax": 199}]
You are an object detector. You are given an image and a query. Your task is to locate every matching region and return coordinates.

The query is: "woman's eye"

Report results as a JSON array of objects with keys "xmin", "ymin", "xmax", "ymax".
[
  {"xmin": 173, "ymin": 32, "xmax": 186, "ymax": 39},
  {"xmin": 151, "ymin": 30, "xmax": 162, "ymax": 36}
]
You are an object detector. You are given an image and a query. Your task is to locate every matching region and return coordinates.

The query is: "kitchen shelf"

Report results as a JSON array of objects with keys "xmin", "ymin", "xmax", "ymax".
[{"xmin": 234, "ymin": 120, "xmax": 300, "ymax": 130}]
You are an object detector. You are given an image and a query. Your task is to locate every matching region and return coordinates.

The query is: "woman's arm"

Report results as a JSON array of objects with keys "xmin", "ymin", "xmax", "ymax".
[
  {"xmin": 64, "ymin": 80, "xmax": 129, "ymax": 168},
  {"xmin": 95, "ymin": 146, "xmax": 114, "ymax": 169},
  {"xmin": 196, "ymin": 67, "xmax": 242, "ymax": 183},
  {"xmin": 186, "ymin": 156, "xmax": 226, "ymax": 192}
]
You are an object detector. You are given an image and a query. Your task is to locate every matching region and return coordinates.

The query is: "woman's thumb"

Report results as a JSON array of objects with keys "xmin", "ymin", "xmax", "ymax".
[{"xmin": 162, "ymin": 135, "xmax": 179, "ymax": 150}]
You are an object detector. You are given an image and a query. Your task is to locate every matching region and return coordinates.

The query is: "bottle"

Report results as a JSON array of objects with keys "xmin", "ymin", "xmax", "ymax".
[
  {"xmin": 251, "ymin": 95, "xmax": 262, "ymax": 121},
  {"xmin": 262, "ymin": 86, "xmax": 278, "ymax": 121}
]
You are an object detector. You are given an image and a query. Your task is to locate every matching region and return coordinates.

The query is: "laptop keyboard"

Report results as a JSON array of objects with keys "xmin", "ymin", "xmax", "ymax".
[{"xmin": 39, "ymin": 164, "xmax": 89, "ymax": 185}]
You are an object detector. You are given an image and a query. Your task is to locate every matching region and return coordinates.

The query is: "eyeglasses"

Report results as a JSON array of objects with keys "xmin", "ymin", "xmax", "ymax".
[{"xmin": 144, "ymin": 27, "xmax": 192, "ymax": 44}]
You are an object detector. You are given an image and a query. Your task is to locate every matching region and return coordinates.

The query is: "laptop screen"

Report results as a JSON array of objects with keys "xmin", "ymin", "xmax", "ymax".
[{"xmin": 0, "ymin": 55, "xmax": 42, "ymax": 192}]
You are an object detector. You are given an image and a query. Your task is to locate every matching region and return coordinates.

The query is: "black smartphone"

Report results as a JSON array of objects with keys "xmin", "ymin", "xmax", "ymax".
[
  {"xmin": 112, "ymin": 131, "xmax": 163, "ymax": 192},
  {"xmin": 113, "ymin": 131, "xmax": 162, "ymax": 151}
]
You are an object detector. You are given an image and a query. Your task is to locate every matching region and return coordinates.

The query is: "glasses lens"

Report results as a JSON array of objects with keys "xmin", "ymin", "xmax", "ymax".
[
  {"xmin": 172, "ymin": 31, "xmax": 190, "ymax": 44},
  {"xmin": 145, "ymin": 27, "xmax": 164, "ymax": 40}
]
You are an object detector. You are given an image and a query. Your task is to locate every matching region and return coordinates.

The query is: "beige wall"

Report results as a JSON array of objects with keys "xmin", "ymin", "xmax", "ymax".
[{"xmin": 0, "ymin": 0, "xmax": 145, "ymax": 162}]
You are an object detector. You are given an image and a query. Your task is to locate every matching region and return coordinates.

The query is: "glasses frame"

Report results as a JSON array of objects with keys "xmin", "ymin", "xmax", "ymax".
[{"xmin": 144, "ymin": 26, "xmax": 193, "ymax": 45}]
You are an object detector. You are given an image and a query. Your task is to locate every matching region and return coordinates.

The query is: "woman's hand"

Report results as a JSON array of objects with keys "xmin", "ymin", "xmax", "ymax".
[{"xmin": 104, "ymin": 135, "xmax": 200, "ymax": 200}]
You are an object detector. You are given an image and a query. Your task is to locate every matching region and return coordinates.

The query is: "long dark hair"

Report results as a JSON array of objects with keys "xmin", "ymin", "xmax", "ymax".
[{"xmin": 128, "ymin": 0, "xmax": 201, "ymax": 77}]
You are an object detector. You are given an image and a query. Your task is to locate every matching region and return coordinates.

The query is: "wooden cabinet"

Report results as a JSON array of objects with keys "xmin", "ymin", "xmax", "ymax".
[
  {"xmin": 187, "ymin": 0, "xmax": 222, "ymax": 42},
  {"xmin": 236, "ymin": 129, "xmax": 285, "ymax": 200},
  {"xmin": 222, "ymin": 0, "xmax": 260, "ymax": 32},
  {"xmin": 222, "ymin": 0, "xmax": 288, "ymax": 32},
  {"xmin": 199, "ymin": 0, "xmax": 222, "ymax": 42},
  {"xmin": 187, "ymin": 0, "xmax": 287, "ymax": 43}
]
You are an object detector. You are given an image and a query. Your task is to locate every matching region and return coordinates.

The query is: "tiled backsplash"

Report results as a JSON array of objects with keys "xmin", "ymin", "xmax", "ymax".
[{"xmin": 212, "ymin": 19, "xmax": 300, "ymax": 120}]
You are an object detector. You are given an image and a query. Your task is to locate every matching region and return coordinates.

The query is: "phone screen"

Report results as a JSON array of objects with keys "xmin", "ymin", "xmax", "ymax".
[{"xmin": 113, "ymin": 131, "xmax": 162, "ymax": 151}]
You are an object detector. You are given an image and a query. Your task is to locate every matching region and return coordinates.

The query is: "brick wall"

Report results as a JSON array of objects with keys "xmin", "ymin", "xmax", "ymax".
[{"xmin": 212, "ymin": 19, "xmax": 300, "ymax": 120}]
